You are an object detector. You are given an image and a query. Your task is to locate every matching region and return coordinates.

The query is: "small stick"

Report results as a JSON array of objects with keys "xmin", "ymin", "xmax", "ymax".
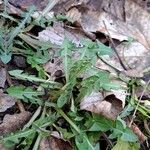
[
  {"xmin": 144, "ymin": 119, "xmax": 150, "ymax": 135},
  {"xmin": 103, "ymin": 21, "xmax": 127, "ymax": 70},
  {"xmin": 102, "ymin": 133, "xmax": 113, "ymax": 148},
  {"xmin": 129, "ymin": 80, "xmax": 150, "ymax": 127}
]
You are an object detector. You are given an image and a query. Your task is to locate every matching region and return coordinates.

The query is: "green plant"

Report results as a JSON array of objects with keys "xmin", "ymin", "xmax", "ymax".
[
  {"xmin": 0, "ymin": 6, "xmax": 35, "ymax": 64},
  {"xmin": 0, "ymin": 8, "xmax": 143, "ymax": 150}
]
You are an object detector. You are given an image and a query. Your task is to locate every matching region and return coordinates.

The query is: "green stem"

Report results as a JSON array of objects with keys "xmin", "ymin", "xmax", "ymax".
[
  {"xmin": 56, "ymin": 108, "xmax": 81, "ymax": 134},
  {"xmin": 23, "ymin": 106, "xmax": 42, "ymax": 130}
]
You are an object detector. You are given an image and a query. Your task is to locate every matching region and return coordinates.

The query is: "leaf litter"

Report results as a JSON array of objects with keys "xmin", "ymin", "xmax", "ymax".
[{"xmin": 0, "ymin": 0, "xmax": 149, "ymax": 149}]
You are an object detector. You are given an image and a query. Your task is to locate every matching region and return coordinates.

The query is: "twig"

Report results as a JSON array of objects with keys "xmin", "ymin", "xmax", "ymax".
[
  {"xmin": 144, "ymin": 119, "xmax": 150, "ymax": 135},
  {"xmin": 129, "ymin": 80, "xmax": 150, "ymax": 127},
  {"xmin": 36, "ymin": 0, "xmax": 59, "ymax": 22},
  {"xmin": 4, "ymin": 64, "xmax": 25, "ymax": 112},
  {"xmin": 103, "ymin": 21, "xmax": 127, "ymax": 70},
  {"xmin": 102, "ymin": 133, "xmax": 113, "ymax": 148},
  {"xmin": 96, "ymin": 53, "xmax": 121, "ymax": 74}
]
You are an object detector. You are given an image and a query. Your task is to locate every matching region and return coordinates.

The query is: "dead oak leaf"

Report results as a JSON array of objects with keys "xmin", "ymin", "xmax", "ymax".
[
  {"xmin": 0, "ymin": 111, "xmax": 31, "ymax": 136},
  {"xmin": 80, "ymin": 92, "xmax": 123, "ymax": 120},
  {"xmin": 0, "ymin": 92, "xmax": 16, "ymax": 113},
  {"xmin": 40, "ymin": 133, "xmax": 72, "ymax": 150}
]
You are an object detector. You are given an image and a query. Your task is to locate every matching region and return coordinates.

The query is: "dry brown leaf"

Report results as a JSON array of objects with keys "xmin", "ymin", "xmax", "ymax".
[
  {"xmin": 96, "ymin": 41, "xmax": 149, "ymax": 78},
  {"xmin": 116, "ymin": 41, "xmax": 150, "ymax": 75},
  {"xmin": 0, "ymin": 92, "xmax": 16, "ymax": 112},
  {"xmin": 135, "ymin": 86, "xmax": 150, "ymax": 99},
  {"xmin": 125, "ymin": 0, "xmax": 150, "ymax": 48},
  {"xmin": 101, "ymin": 0, "xmax": 125, "ymax": 20},
  {"xmin": 40, "ymin": 134, "xmax": 72, "ymax": 150},
  {"xmin": 75, "ymin": 0, "xmax": 150, "ymax": 49},
  {"xmin": 0, "ymin": 68, "xmax": 6, "ymax": 88},
  {"xmin": 0, "ymin": 111, "xmax": 31, "ymax": 136},
  {"xmin": 38, "ymin": 22, "xmax": 85, "ymax": 47},
  {"xmin": 66, "ymin": 7, "xmax": 81, "ymax": 23},
  {"xmin": 8, "ymin": 0, "xmax": 49, "ymax": 10},
  {"xmin": 96, "ymin": 56, "xmax": 123, "ymax": 75},
  {"xmin": 80, "ymin": 92, "xmax": 123, "ymax": 120},
  {"xmin": 81, "ymin": 10, "xmax": 149, "ymax": 49},
  {"xmin": 105, "ymin": 89, "xmax": 127, "ymax": 108},
  {"xmin": 7, "ymin": 3, "xmax": 23, "ymax": 15}
]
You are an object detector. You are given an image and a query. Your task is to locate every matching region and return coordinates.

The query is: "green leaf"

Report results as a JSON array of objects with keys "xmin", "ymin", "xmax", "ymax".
[
  {"xmin": 75, "ymin": 133, "xmax": 95, "ymax": 150},
  {"xmin": 9, "ymin": 70, "xmax": 62, "ymax": 88},
  {"xmin": 88, "ymin": 114, "xmax": 115, "ymax": 132},
  {"xmin": 109, "ymin": 120, "xmax": 138, "ymax": 142},
  {"xmin": 77, "ymin": 71, "xmax": 120, "ymax": 101},
  {"xmin": 7, "ymin": 85, "xmax": 43, "ymax": 105},
  {"xmin": 120, "ymin": 128, "xmax": 138, "ymax": 142},
  {"xmin": 57, "ymin": 82, "xmax": 74, "ymax": 108},
  {"xmin": 0, "ymin": 52, "xmax": 12, "ymax": 64},
  {"xmin": 120, "ymin": 104, "xmax": 134, "ymax": 118},
  {"xmin": 7, "ymin": 85, "xmax": 43, "ymax": 99},
  {"xmin": 8, "ymin": 6, "xmax": 35, "ymax": 45},
  {"xmin": 1, "ymin": 129, "xmax": 35, "ymax": 147},
  {"xmin": 57, "ymin": 59, "xmax": 91, "ymax": 108},
  {"xmin": 97, "ymin": 41, "xmax": 114, "ymax": 56},
  {"xmin": 61, "ymin": 38, "xmax": 73, "ymax": 82},
  {"xmin": 112, "ymin": 139, "xmax": 138, "ymax": 150},
  {"xmin": 79, "ymin": 39, "xmax": 97, "ymax": 64}
]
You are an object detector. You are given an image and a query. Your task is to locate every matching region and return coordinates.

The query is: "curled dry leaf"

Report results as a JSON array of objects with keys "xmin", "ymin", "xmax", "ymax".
[
  {"xmin": 0, "ymin": 68, "xmax": 6, "ymax": 88},
  {"xmin": 105, "ymin": 89, "xmax": 127, "ymax": 108},
  {"xmin": 40, "ymin": 133, "xmax": 72, "ymax": 150},
  {"xmin": 0, "ymin": 92, "xmax": 16, "ymax": 113},
  {"xmin": 0, "ymin": 111, "xmax": 31, "ymax": 136},
  {"xmin": 80, "ymin": 9, "xmax": 148, "ymax": 48},
  {"xmin": 80, "ymin": 92, "xmax": 123, "ymax": 120}
]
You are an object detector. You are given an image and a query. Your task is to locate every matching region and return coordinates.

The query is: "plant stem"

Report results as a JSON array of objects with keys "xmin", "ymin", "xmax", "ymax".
[
  {"xmin": 129, "ymin": 80, "xmax": 150, "ymax": 127},
  {"xmin": 23, "ymin": 106, "xmax": 42, "ymax": 130},
  {"xmin": 56, "ymin": 108, "xmax": 81, "ymax": 134}
]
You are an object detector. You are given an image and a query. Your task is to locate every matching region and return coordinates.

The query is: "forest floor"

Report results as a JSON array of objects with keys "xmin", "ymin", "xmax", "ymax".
[{"xmin": 0, "ymin": 0, "xmax": 150, "ymax": 150}]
